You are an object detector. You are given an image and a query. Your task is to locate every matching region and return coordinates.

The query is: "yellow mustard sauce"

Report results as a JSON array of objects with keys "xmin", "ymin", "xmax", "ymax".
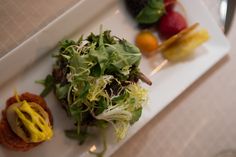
[
  {"xmin": 14, "ymin": 100, "xmax": 53, "ymax": 143},
  {"xmin": 7, "ymin": 92, "xmax": 53, "ymax": 143}
]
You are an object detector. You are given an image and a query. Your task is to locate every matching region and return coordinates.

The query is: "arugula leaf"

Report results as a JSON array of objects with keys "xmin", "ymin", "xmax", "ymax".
[
  {"xmin": 90, "ymin": 63, "xmax": 102, "ymax": 77},
  {"xmin": 95, "ymin": 97, "xmax": 108, "ymax": 115},
  {"xmin": 136, "ymin": 0, "xmax": 166, "ymax": 24},
  {"xmin": 59, "ymin": 40, "xmax": 76, "ymax": 52},
  {"xmin": 89, "ymin": 48, "xmax": 109, "ymax": 76},
  {"xmin": 106, "ymin": 40, "xmax": 141, "ymax": 76},
  {"xmin": 87, "ymin": 30, "xmax": 116, "ymax": 45},
  {"xmin": 36, "ymin": 75, "xmax": 54, "ymax": 97},
  {"xmin": 78, "ymin": 81, "xmax": 90, "ymax": 99},
  {"xmin": 68, "ymin": 51, "xmax": 94, "ymax": 77}
]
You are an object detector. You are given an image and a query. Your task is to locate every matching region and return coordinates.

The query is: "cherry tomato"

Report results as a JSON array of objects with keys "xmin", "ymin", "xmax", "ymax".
[{"xmin": 135, "ymin": 31, "xmax": 159, "ymax": 55}]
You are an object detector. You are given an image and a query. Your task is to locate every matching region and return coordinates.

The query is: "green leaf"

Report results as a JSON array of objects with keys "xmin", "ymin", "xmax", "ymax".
[
  {"xmin": 87, "ymin": 32, "xmax": 99, "ymax": 44},
  {"xmin": 106, "ymin": 40, "xmax": 141, "ymax": 76},
  {"xmin": 87, "ymin": 30, "xmax": 116, "ymax": 45},
  {"xmin": 65, "ymin": 128, "xmax": 89, "ymax": 145},
  {"xmin": 69, "ymin": 81, "xmax": 90, "ymax": 106},
  {"xmin": 69, "ymin": 52, "xmax": 93, "ymax": 77},
  {"xmin": 130, "ymin": 108, "xmax": 142, "ymax": 124},
  {"xmin": 103, "ymin": 30, "xmax": 117, "ymax": 44},
  {"xmin": 89, "ymin": 48, "xmax": 109, "ymax": 76},
  {"xmin": 95, "ymin": 98, "xmax": 108, "ymax": 115},
  {"xmin": 90, "ymin": 63, "xmax": 102, "ymax": 77},
  {"xmin": 59, "ymin": 40, "xmax": 76, "ymax": 52},
  {"xmin": 36, "ymin": 75, "xmax": 54, "ymax": 97},
  {"xmin": 79, "ymin": 81, "xmax": 90, "ymax": 99},
  {"xmin": 77, "ymin": 35, "xmax": 83, "ymax": 45},
  {"xmin": 136, "ymin": 0, "xmax": 165, "ymax": 24},
  {"xmin": 55, "ymin": 84, "xmax": 70, "ymax": 99},
  {"xmin": 69, "ymin": 104, "xmax": 82, "ymax": 121},
  {"xmin": 112, "ymin": 90, "xmax": 129, "ymax": 103}
]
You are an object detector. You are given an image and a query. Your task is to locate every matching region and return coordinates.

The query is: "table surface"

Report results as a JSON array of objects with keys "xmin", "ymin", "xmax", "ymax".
[{"xmin": 1, "ymin": 0, "xmax": 236, "ymax": 157}]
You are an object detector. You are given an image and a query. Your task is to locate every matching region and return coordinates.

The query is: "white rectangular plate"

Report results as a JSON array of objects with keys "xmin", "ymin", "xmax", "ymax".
[{"xmin": 0, "ymin": 0, "xmax": 230, "ymax": 157}]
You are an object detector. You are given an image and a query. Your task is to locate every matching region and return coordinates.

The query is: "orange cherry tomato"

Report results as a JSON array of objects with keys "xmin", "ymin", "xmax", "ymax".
[{"xmin": 135, "ymin": 31, "xmax": 159, "ymax": 56}]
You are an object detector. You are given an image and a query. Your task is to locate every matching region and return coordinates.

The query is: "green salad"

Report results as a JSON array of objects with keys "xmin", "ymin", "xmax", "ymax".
[{"xmin": 39, "ymin": 29, "xmax": 151, "ymax": 149}]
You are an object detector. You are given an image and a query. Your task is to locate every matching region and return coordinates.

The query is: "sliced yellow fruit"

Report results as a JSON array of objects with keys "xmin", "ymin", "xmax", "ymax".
[{"xmin": 162, "ymin": 28, "xmax": 210, "ymax": 61}]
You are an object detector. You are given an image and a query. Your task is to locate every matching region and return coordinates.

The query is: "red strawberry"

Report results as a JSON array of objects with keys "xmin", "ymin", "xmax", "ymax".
[
  {"xmin": 158, "ymin": 11, "xmax": 187, "ymax": 39},
  {"xmin": 164, "ymin": 0, "xmax": 176, "ymax": 12}
]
